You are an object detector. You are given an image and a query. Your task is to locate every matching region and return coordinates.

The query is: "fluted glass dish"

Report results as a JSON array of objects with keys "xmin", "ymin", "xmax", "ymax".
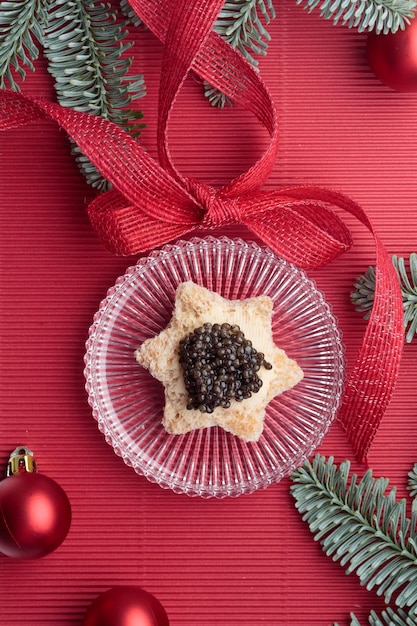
[{"xmin": 84, "ymin": 237, "xmax": 344, "ymax": 498}]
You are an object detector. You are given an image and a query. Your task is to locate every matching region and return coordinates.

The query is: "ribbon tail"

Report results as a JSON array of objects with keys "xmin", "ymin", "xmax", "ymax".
[
  {"xmin": 339, "ymin": 236, "xmax": 404, "ymax": 463},
  {"xmin": 0, "ymin": 89, "xmax": 204, "ymax": 255},
  {"xmin": 0, "ymin": 90, "xmax": 201, "ymax": 226},
  {"xmin": 278, "ymin": 186, "xmax": 405, "ymax": 462}
]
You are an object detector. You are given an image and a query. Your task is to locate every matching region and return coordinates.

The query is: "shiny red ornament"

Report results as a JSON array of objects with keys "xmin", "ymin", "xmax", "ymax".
[
  {"xmin": 367, "ymin": 19, "xmax": 417, "ymax": 91},
  {"xmin": 83, "ymin": 586, "xmax": 170, "ymax": 626},
  {"xmin": 0, "ymin": 447, "xmax": 71, "ymax": 559}
]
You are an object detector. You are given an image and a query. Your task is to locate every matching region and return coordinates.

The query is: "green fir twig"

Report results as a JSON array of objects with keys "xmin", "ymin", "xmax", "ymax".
[
  {"xmin": 295, "ymin": 0, "xmax": 416, "ymax": 34},
  {"xmin": 351, "ymin": 254, "xmax": 417, "ymax": 343},
  {"xmin": 290, "ymin": 455, "xmax": 417, "ymax": 621},
  {"xmin": 351, "ymin": 265, "xmax": 376, "ymax": 320},
  {"xmin": 215, "ymin": 0, "xmax": 276, "ymax": 67},
  {"xmin": 0, "ymin": 0, "xmax": 145, "ymax": 190},
  {"xmin": 42, "ymin": 0, "xmax": 145, "ymax": 190}
]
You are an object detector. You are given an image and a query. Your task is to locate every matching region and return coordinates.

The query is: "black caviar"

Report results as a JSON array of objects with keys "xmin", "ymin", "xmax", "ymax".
[{"xmin": 178, "ymin": 322, "xmax": 273, "ymax": 413}]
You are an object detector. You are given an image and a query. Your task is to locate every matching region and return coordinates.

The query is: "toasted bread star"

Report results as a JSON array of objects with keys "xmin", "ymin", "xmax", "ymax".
[{"xmin": 135, "ymin": 281, "xmax": 303, "ymax": 442}]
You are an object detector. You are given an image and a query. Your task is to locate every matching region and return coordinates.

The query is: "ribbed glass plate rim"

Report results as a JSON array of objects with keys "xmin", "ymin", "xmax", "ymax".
[{"xmin": 84, "ymin": 236, "xmax": 344, "ymax": 498}]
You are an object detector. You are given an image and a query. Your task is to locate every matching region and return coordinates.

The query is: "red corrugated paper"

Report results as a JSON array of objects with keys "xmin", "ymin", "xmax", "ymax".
[{"xmin": 1, "ymin": 2, "xmax": 417, "ymax": 624}]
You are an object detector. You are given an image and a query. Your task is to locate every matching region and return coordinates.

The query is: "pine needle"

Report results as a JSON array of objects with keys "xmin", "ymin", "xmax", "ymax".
[
  {"xmin": 335, "ymin": 607, "xmax": 417, "ymax": 625},
  {"xmin": 0, "ymin": 0, "xmax": 45, "ymax": 90}
]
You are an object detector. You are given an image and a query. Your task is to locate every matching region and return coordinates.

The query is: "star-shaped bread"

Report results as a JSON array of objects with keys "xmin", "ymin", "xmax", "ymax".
[{"xmin": 135, "ymin": 281, "xmax": 303, "ymax": 442}]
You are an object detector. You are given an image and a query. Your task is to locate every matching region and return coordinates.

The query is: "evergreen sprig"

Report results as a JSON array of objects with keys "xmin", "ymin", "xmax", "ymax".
[
  {"xmin": 215, "ymin": 0, "xmax": 276, "ymax": 66},
  {"xmin": 350, "ymin": 265, "xmax": 376, "ymax": 320},
  {"xmin": 205, "ymin": 0, "xmax": 276, "ymax": 107},
  {"xmin": 43, "ymin": 0, "xmax": 145, "ymax": 190},
  {"xmin": 0, "ymin": 0, "xmax": 145, "ymax": 190},
  {"xmin": 290, "ymin": 455, "xmax": 417, "ymax": 622},
  {"xmin": 351, "ymin": 254, "xmax": 417, "ymax": 343},
  {"xmin": 295, "ymin": 0, "xmax": 416, "ymax": 34}
]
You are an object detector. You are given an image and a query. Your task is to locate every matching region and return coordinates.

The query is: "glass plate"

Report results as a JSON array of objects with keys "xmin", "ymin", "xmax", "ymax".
[{"xmin": 84, "ymin": 237, "xmax": 344, "ymax": 498}]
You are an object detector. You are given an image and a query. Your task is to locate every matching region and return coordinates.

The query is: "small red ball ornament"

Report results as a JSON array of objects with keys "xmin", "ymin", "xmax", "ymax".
[
  {"xmin": 83, "ymin": 586, "xmax": 170, "ymax": 626},
  {"xmin": 367, "ymin": 19, "xmax": 417, "ymax": 92},
  {"xmin": 0, "ymin": 447, "xmax": 71, "ymax": 559}
]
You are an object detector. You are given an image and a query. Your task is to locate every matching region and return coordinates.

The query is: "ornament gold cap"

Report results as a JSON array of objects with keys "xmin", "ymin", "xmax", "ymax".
[{"xmin": 6, "ymin": 446, "xmax": 38, "ymax": 476}]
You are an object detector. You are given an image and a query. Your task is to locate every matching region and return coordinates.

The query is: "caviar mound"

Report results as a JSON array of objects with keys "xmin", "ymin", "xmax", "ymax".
[
  {"xmin": 179, "ymin": 322, "xmax": 272, "ymax": 413},
  {"xmin": 135, "ymin": 281, "xmax": 304, "ymax": 442}
]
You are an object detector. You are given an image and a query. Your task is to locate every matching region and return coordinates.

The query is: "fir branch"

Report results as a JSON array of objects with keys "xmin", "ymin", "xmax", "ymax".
[
  {"xmin": 215, "ymin": 0, "xmax": 276, "ymax": 66},
  {"xmin": 350, "ymin": 265, "xmax": 376, "ymax": 320},
  {"xmin": 290, "ymin": 455, "xmax": 417, "ymax": 616},
  {"xmin": 351, "ymin": 254, "xmax": 417, "ymax": 343},
  {"xmin": 0, "ymin": 0, "xmax": 45, "ymax": 90},
  {"xmin": 408, "ymin": 464, "xmax": 417, "ymax": 499},
  {"xmin": 295, "ymin": 0, "xmax": 416, "ymax": 35},
  {"xmin": 204, "ymin": 0, "xmax": 276, "ymax": 107},
  {"xmin": 42, "ymin": 0, "xmax": 145, "ymax": 190}
]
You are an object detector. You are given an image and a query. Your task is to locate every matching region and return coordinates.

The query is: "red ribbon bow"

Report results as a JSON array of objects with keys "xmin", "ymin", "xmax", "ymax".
[{"xmin": 0, "ymin": 0, "xmax": 404, "ymax": 462}]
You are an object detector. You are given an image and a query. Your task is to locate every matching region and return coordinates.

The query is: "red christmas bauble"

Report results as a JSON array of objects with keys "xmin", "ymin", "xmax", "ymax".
[
  {"xmin": 367, "ymin": 19, "xmax": 417, "ymax": 91},
  {"xmin": 83, "ymin": 586, "xmax": 170, "ymax": 626},
  {"xmin": 0, "ymin": 470, "xmax": 71, "ymax": 559}
]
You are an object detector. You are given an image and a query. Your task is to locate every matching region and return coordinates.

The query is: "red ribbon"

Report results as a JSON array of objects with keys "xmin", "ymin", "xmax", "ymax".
[{"xmin": 0, "ymin": 0, "xmax": 404, "ymax": 462}]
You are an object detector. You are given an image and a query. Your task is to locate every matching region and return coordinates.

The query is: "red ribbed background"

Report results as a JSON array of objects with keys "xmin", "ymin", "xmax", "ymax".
[{"xmin": 1, "ymin": 2, "xmax": 417, "ymax": 624}]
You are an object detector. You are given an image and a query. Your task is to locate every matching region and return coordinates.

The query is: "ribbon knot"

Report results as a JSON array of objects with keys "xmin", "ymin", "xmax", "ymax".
[{"xmin": 186, "ymin": 179, "xmax": 241, "ymax": 228}]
